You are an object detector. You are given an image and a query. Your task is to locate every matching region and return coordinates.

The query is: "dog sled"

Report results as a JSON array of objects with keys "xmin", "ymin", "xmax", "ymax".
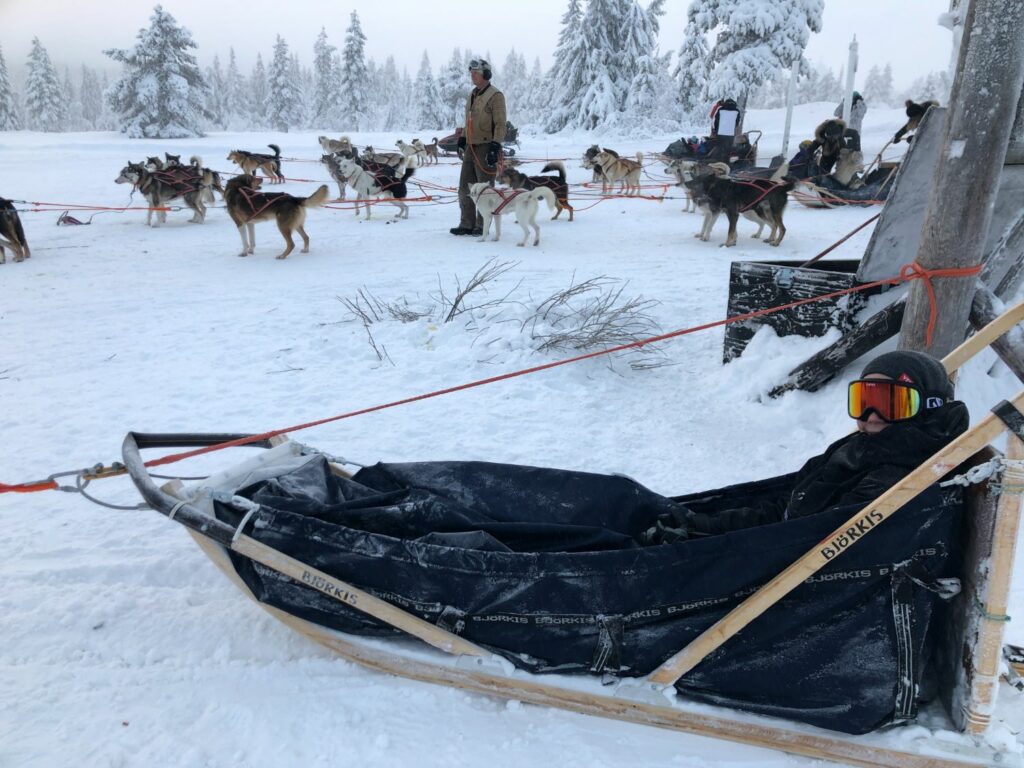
[
  {"xmin": 122, "ymin": 307, "xmax": 1024, "ymax": 768},
  {"xmin": 438, "ymin": 122, "xmax": 520, "ymax": 160},
  {"xmin": 795, "ymin": 163, "xmax": 899, "ymax": 208}
]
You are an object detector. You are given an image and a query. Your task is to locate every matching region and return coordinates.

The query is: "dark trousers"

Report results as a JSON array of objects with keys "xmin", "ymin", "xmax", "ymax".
[
  {"xmin": 710, "ymin": 135, "xmax": 734, "ymax": 162},
  {"xmin": 458, "ymin": 144, "xmax": 495, "ymax": 228}
]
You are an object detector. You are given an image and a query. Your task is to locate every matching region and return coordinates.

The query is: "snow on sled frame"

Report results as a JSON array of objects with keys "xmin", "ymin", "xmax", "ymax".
[{"xmin": 121, "ymin": 317, "xmax": 1024, "ymax": 768}]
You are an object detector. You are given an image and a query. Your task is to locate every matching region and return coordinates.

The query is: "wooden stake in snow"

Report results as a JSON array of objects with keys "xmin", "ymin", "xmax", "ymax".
[{"xmin": 899, "ymin": 0, "xmax": 1024, "ymax": 357}]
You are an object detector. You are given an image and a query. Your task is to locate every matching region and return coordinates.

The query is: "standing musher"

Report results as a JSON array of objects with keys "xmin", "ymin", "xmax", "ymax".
[
  {"xmin": 709, "ymin": 97, "xmax": 740, "ymax": 162},
  {"xmin": 450, "ymin": 58, "xmax": 507, "ymax": 236}
]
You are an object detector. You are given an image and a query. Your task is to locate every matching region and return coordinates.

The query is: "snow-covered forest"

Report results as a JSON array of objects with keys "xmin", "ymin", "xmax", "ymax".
[{"xmin": 0, "ymin": 1, "xmax": 955, "ymax": 138}]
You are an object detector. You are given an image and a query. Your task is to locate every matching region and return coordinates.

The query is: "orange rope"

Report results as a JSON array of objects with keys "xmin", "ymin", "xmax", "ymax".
[{"xmin": 0, "ymin": 260, "xmax": 983, "ymax": 495}]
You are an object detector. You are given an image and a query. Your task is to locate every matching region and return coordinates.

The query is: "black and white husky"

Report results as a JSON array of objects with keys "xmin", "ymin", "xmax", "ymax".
[{"xmin": 336, "ymin": 157, "xmax": 415, "ymax": 220}]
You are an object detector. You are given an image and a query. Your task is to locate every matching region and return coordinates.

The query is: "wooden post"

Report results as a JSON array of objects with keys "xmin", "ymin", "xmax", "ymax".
[
  {"xmin": 961, "ymin": 434, "xmax": 1024, "ymax": 733},
  {"xmin": 1007, "ymin": 81, "xmax": 1024, "ymax": 164},
  {"xmin": 898, "ymin": 0, "xmax": 1024, "ymax": 357}
]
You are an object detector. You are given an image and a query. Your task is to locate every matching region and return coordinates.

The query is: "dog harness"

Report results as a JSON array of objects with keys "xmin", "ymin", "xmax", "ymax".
[{"xmin": 492, "ymin": 188, "xmax": 524, "ymax": 215}]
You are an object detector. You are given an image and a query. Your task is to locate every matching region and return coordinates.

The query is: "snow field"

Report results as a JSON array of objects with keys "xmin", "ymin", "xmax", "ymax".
[{"xmin": 1, "ymin": 104, "xmax": 1023, "ymax": 767}]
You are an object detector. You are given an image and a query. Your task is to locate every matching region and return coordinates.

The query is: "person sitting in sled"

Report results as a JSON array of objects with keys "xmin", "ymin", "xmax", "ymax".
[{"xmin": 642, "ymin": 351, "xmax": 969, "ymax": 542}]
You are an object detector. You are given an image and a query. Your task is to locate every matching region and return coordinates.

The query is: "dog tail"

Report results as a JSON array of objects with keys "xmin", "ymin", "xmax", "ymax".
[
  {"xmin": 302, "ymin": 185, "xmax": 330, "ymax": 209},
  {"xmin": 636, "ymin": 152, "xmax": 644, "ymax": 165},
  {"xmin": 540, "ymin": 160, "xmax": 566, "ymax": 182},
  {"xmin": 190, "ymin": 155, "xmax": 202, "ymax": 168},
  {"xmin": 535, "ymin": 187, "xmax": 557, "ymax": 213},
  {"xmin": 769, "ymin": 161, "xmax": 790, "ymax": 183},
  {"xmin": 268, "ymin": 144, "xmax": 281, "ymax": 158}
]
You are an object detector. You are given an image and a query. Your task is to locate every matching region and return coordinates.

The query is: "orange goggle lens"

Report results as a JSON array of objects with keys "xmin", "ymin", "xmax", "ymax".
[{"xmin": 847, "ymin": 380, "xmax": 923, "ymax": 423}]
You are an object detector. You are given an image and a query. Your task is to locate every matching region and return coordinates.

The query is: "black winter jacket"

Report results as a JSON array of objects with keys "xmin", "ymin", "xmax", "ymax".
[{"xmin": 687, "ymin": 401, "xmax": 969, "ymax": 536}]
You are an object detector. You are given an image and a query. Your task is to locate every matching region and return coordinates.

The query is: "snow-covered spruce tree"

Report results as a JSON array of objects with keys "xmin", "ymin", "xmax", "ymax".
[
  {"xmin": 437, "ymin": 48, "xmax": 466, "ymax": 129},
  {"xmin": 501, "ymin": 49, "xmax": 527, "ymax": 124},
  {"xmin": 223, "ymin": 48, "xmax": 247, "ymax": 129},
  {"xmin": 266, "ymin": 36, "xmax": 302, "ymax": 132},
  {"xmin": 338, "ymin": 11, "xmax": 369, "ymax": 130},
  {"xmin": 522, "ymin": 57, "xmax": 545, "ymax": 126},
  {"xmin": 544, "ymin": 0, "xmax": 587, "ymax": 132},
  {"xmin": 205, "ymin": 54, "xmax": 226, "ymax": 129},
  {"xmin": 289, "ymin": 53, "xmax": 311, "ymax": 128},
  {"xmin": 62, "ymin": 66, "xmax": 85, "ymax": 131},
  {"xmin": 104, "ymin": 6, "xmax": 210, "ymax": 138},
  {"xmin": 576, "ymin": 0, "xmax": 630, "ymax": 130},
  {"xmin": 413, "ymin": 51, "xmax": 444, "ymax": 130},
  {"xmin": 674, "ymin": 19, "xmax": 710, "ymax": 115},
  {"xmin": 312, "ymin": 28, "xmax": 340, "ymax": 127},
  {"xmin": 80, "ymin": 66, "xmax": 103, "ymax": 129},
  {"xmin": 863, "ymin": 63, "xmax": 895, "ymax": 108},
  {"xmin": 250, "ymin": 53, "xmax": 269, "ymax": 127},
  {"xmin": 376, "ymin": 56, "xmax": 402, "ymax": 131},
  {"xmin": 622, "ymin": 0, "xmax": 674, "ymax": 128},
  {"xmin": 25, "ymin": 38, "xmax": 66, "ymax": 131},
  {"xmin": 0, "ymin": 44, "xmax": 21, "ymax": 131},
  {"xmin": 689, "ymin": 0, "xmax": 823, "ymax": 125}
]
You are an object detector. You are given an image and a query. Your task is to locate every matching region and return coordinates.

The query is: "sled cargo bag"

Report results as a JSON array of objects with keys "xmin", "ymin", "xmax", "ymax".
[{"xmin": 214, "ymin": 454, "xmax": 963, "ymax": 735}]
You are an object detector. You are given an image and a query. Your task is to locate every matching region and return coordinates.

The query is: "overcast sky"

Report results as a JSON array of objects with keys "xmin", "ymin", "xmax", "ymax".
[{"xmin": 1, "ymin": 0, "xmax": 953, "ymax": 89}]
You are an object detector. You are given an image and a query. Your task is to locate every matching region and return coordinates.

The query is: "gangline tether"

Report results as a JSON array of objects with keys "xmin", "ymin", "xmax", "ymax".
[{"xmin": 0, "ymin": 258, "xmax": 987, "ymax": 496}]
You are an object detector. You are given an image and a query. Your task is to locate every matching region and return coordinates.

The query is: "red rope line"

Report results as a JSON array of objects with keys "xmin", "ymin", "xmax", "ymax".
[{"xmin": 0, "ymin": 260, "xmax": 982, "ymax": 494}]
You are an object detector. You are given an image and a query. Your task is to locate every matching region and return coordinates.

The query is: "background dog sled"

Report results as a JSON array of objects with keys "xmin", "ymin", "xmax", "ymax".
[
  {"xmin": 726, "ymin": 104, "xmax": 1024, "ymax": 397},
  {"xmin": 121, "ymin": 304, "xmax": 1024, "ymax": 768}
]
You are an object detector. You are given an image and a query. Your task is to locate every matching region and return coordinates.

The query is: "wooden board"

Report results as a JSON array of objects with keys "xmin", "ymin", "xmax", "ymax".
[{"xmin": 186, "ymin": 528, "xmax": 999, "ymax": 768}]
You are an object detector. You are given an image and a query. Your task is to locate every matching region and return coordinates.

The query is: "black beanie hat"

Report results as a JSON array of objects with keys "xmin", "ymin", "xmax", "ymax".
[{"xmin": 861, "ymin": 350, "xmax": 954, "ymax": 400}]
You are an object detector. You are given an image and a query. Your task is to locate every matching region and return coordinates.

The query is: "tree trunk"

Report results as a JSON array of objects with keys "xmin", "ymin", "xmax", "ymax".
[{"xmin": 898, "ymin": 0, "xmax": 1024, "ymax": 357}]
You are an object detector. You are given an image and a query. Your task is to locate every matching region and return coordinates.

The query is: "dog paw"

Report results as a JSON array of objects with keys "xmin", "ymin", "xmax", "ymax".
[
  {"xmin": 517, "ymin": 242, "xmax": 525, "ymax": 247},
  {"xmin": 276, "ymin": 255, "xmax": 287, "ymax": 260}
]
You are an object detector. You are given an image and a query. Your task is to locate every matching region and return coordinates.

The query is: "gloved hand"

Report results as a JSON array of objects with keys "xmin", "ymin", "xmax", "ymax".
[
  {"xmin": 457, "ymin": 136, "xmax": 466, "ymax": 151},
  {"xmin": 892, "ymin": 134, "xmax": 901, "ymax": 144},
  {"xmin": 485, "ymin": 141, "xmax": 502, "ymax": 166},
  {"xmin": 638, "ymin": 509, "xmax": 693, "ymax": 546}
]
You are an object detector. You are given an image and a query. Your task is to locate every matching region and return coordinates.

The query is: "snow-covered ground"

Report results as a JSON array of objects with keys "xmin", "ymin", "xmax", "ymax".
[{"xmin": 2, "ymin": 104, "xmax": 1022, "ymax": 767}]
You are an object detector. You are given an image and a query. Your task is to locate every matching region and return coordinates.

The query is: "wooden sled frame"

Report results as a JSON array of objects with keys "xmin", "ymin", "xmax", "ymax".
[{"xmin": 121, "ymin": 307, "xmax": 1024, "ymax": 768}]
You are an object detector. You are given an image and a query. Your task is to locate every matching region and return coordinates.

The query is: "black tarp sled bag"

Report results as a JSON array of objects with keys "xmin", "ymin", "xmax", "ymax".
[{"xmin": 213, "ymin": 454, "xmax": 963, "ymax": 735}]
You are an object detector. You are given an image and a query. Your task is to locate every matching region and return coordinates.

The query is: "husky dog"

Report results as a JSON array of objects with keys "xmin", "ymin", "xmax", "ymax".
[
  {"xmin": 594, "ymin": 149, "xmax": 644, "ymax": 195},
  {"xmin": 337, "ymin": 157, "xmax": 415, "ymax": 220},
  {"xmin": 362, "ymin": 146, "xmax": 405, "ymax": 167},
  {"xmin": 115, "ymin": 161, "xmax": 213, "ymax": 226},
  {"xmin": 419, "ymin": 138, "xmax": 440, "ymax": 165},
  {"xmin": 320, "ymin": 153, "xmax": 356, "ymax": 200},
  {"xmin": 164, "ymin": 153, "xmax": 183, "ymax": 167},
  {"xmin": 497, "ymin": 161, "xmax": 574, "ymax": 221},
  {"xmin": 319, "ymin": 135, "xmax": 353, "ymax": 155},
  {"xmin": 395, "ymin": 139, "xmax": 420, "ymax": 167},
  {"xmin": 227, "ymin": 144, "xmax": 284, "ymax": 184},
  {"xmin": 666, "ymin": 158, "xmax": 700, "ymax": 213},
  {"xmin": 0, "ymin": 198, "xmax": 30, "ymax": 264},
  {"xmin": 684, "ymin": 162, "xmax": 793, "ymax": 247},
  {"xmin": 469, "ymin": 182, "xmax": 557, "ymax": 247},
  {"xmin": 145, "ymin": 156, "xmax": 165, "ymax": 171},
  {"xmin": 581, "ymin": 144, "xmax": 619, "ymax": 185},
  {"xmin": 224, "ymin": 174, "xmax": 328, "ymax": 259}
]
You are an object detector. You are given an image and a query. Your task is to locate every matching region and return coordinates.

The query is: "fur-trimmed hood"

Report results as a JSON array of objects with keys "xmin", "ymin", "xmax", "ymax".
[{"xmin": 815, "ymin": 118, "xmax": 847, "ymax": 143}]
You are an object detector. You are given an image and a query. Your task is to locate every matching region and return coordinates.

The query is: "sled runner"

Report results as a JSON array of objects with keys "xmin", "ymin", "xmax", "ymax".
[{"xmin": 122, "ymin": 308, "xmax": 1024, "ymax": 768}]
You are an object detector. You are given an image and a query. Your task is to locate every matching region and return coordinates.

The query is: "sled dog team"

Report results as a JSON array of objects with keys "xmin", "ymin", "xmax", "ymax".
[{"xmin": 2, "ymin": 132, "xmax": 798, "ymax": 266}]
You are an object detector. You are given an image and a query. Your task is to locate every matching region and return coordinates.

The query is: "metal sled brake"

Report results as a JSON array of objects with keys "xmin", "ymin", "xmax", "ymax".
[{"xmin": 122, "ymin": 311, "xmax": 1024, "ymax": 768}]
